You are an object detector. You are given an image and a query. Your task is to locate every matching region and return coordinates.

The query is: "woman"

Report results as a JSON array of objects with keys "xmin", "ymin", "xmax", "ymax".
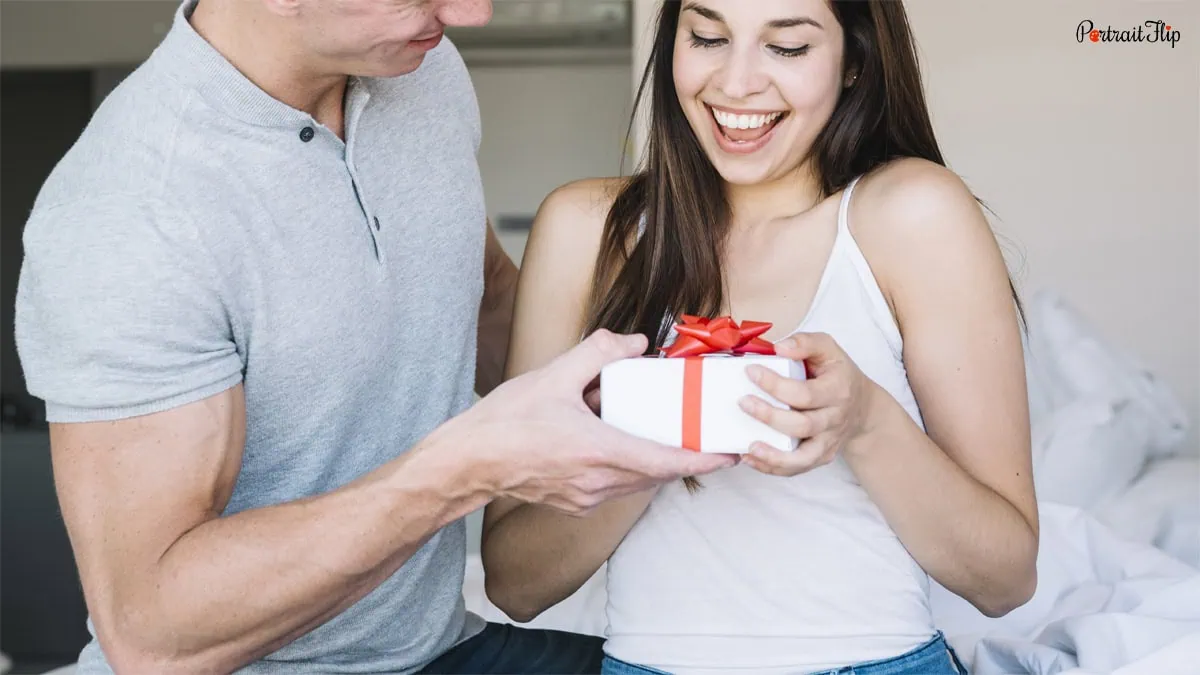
[{"xmin": 482, "ymin": 1, "xmax": 1039, "ymax": 673}]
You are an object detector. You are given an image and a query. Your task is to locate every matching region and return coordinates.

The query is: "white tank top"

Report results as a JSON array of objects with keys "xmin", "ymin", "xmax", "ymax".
[{"xmin": 603, "ymin": 177, "xmax": 937, "ymax": 673}]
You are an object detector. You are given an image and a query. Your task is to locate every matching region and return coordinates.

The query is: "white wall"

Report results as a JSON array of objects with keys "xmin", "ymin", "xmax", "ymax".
[
  {"xmin": 450, "ymin": 59, "xmax": 637, "ymax": 552},
  {"xmin": 907, "ymin": 0, "xmax": 1199, "ymax": 448},
  {"xmin": 0, "ymin": 0, "xmax": 178, "ymax": 67},
  {"xmin": 5, "ymin": 0, "xmax": 1194, "ymax": 436},
  {"xmin": 468, "ymin": 61, "xmax": 634, "ymax": 263},
  {"xmin": 631, "ymin": 0, "xmax": 1200, "ymax": 448}
]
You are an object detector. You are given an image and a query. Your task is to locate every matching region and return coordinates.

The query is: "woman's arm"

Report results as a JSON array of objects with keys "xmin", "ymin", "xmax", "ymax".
[
  {"xmin": 481, "ymin": 178, "xmax": 658, "ymax": 623},
  {"xmin": 475, "ymin": 220, "xmax": 519, "ymax": 397},
  {"xmin": 741, "ymin": 159, "xmax": 1038, "ymax": 617},
  {"xmin": 852, "ymin": 159, "xmax": 1038, "ymax": 616}
]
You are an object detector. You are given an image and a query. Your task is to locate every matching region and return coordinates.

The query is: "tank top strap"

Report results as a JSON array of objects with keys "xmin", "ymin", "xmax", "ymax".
[
  {"xmin": 836, "ymin": 174, "xmax": 863, "ymax": 238},
  {"xmin": 832, "ymin": 173, "xmax": 904, "ymax": 358}
]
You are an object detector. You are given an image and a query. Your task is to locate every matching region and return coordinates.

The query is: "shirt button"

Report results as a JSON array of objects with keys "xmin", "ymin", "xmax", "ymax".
[
  {"xmin": 299, "ymin": 126, "xmax": 315, "ymax": 142},
  {"xmin": 374, "ymin": 216, "xmax": 381, "ymax": 231}
]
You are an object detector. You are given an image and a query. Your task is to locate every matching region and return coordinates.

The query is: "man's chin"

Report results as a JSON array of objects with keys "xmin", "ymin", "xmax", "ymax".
[
  {"xmin": 383, "ymin": 59, "xmax": 426, "ymax": 77},
  {"xmin": 351, "ymin": 54, "xmax": 428, "ymax": 79}
]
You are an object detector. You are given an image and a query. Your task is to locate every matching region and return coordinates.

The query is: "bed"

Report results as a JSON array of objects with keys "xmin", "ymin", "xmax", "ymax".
[{"xmin": 462, "ymin": 290, "xmax": 1200, "ymax": 675}]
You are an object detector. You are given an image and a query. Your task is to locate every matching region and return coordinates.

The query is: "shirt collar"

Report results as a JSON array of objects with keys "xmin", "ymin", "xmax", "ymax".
[{"xmin": 153, "ymin": 0, "xmax": 366, "ymax": 130}]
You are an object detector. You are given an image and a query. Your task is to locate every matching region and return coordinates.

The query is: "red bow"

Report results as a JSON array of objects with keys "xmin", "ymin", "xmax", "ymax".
[{"xmin": 660, "ymin": 315, "xmax": 776, "ymax": 358}]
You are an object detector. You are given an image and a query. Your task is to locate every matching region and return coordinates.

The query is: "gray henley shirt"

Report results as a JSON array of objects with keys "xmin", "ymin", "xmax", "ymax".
[{"xmin": 14, "ymin": 0, "xmax": 490, "ymax": 672}]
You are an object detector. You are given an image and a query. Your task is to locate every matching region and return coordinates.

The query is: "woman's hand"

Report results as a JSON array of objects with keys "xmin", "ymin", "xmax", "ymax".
[{"xmin": 737, "ymin": 332, "xmax": 882, "ymax": 476}]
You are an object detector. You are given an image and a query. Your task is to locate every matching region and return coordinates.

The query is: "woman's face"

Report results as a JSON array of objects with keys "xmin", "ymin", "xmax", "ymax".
[{"xmin": 672, "ymin": 0, "xmax": 848, "ymax": 186}]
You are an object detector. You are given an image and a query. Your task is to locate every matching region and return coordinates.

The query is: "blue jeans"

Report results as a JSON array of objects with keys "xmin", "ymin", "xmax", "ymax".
[
  {"xmin": 418, "ymin": 621, "xmax": 605, "ymax": 674},
  {"xmin": 601, "ymin": 631, "xmax": 968, "ymax": 675}
]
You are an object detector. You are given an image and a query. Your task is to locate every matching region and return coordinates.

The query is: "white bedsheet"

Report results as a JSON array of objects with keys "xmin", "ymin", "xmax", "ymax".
[
  {"xmin": 930, "ymin": 502, "xmax": 1200, "ymax": 674},
  {"xmin": 463, "ymin": 499, "xmax": 1200, "ymax": 675},
  {"xmin": 1091, "ymin": 456, "xmax": 1200, "ymax": 569}
]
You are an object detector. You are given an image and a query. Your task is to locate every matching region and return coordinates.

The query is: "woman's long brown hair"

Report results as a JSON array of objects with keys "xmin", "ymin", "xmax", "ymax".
[{"xmin": 584, "ymin": 1, "xmax": 1022, "ymax": 489}]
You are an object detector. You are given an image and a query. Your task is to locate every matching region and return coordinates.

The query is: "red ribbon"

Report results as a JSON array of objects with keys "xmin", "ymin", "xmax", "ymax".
[
  {"xmin": 660, "ymin": 315, "xmax": 776, "ymax": 451},
  {"xmin": 659, "ymin": 314, "xmax": 776, "ymax": 358}
]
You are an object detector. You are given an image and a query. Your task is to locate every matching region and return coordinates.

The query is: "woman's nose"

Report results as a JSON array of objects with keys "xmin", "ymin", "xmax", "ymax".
[{"xmin": 712, "ymin": 46, "xmax": 770, "ymax": 102}]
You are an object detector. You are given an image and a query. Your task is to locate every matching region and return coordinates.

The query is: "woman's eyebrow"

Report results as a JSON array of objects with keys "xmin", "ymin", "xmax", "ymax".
[
  {"xmin": 681, "ymin": 2, "xmax": 724, "ymax": 24},
  {"xmin": 768, "ymin": 17, "xmax": 824, "ymax": 30},
  {"xmin": 680, "ymin": 3, "xmax": 824, "ymax": 31}
]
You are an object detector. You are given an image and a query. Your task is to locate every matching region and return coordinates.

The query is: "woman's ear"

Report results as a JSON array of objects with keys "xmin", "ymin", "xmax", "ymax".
[{"xmin": 843, "ymin": 69, "xmax": 859, "ymax": 88}]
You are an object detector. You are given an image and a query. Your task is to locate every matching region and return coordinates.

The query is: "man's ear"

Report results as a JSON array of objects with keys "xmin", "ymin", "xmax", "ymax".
[{"xmin": 261, "ymin": 0, "xmax": 302, "ymax": 18}]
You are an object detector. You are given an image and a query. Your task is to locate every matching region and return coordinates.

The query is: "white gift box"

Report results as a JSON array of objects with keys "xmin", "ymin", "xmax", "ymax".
[{"xmin": 599, "ymin": 354, "xmax": 805, "ymax": 453}]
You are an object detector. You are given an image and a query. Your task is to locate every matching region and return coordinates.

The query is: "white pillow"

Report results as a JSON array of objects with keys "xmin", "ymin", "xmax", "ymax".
[
  {"xmin": 931, "ymin": 502, "xmax": 1200, "ymax": 674},
  {"xmin": 1024, "ymin": 291, "xmax": 1189, "ymax": 457},
  {"xmin": 1021, "ymin": 290, "xmax": 1190, "ymax": 507},
  {"xmin": 1091, "ymin": 457, "xmax": 1200, "ymax": 567},
  {"xmin": 1031, "ymin": 397, "xmax": 1157, "ymax": 508}
]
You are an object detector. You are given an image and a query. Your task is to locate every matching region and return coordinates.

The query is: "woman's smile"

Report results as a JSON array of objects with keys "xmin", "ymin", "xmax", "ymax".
[{"xmin": 706, "ymin": 103, "xmax": 790, "ymax": 155}]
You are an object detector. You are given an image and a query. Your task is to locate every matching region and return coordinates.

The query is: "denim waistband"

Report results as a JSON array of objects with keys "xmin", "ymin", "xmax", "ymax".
[{"xmin": 601, "ymin": 631, "xmax": 967, "ymax": 675}]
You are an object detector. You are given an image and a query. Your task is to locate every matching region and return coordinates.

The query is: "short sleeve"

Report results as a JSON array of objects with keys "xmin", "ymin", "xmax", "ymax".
[
  {"xmin": 464, "ymin": 66, "xmax": 482, "ymax": 155},
  {"xmin": 15, "ymin": 195, "xmax": 243, "ymax": 423},
  {"xmin": 436, "ymin": 36, "xmax": 482, "ymax": 155}
]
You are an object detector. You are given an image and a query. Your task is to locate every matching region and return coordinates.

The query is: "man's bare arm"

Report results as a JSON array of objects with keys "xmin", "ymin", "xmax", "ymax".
[
  {"xmin": 53, "ymin": 310, "xmax": 731, "ymax": 675},
  {"xmin": 52, "ymin": 384, "xmax": 488, "ymax": 674},
  {"xmin": 475, "ymin": 220, "xmax": 519, "ymax": 397}
]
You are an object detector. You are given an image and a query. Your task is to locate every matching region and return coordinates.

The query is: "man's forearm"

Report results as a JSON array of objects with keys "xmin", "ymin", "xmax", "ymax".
[{"xmin": 106, "ymin": 438, "xmax": 491, "ymax": 674}]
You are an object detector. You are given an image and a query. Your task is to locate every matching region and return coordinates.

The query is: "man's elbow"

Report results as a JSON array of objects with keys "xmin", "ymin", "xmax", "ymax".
[
  {"xmin": 97, "ymin": 607, "xmax": 222, "ymax": 675},
  {"xmin": 97, "ymin": 622, "xmax": 178, "ymax": 675},
  {"xmin": 102, "ymin": 640, "xmax": 179, "ymax": 675},
  {"xmin": 103, "ymin": 635, "xmax": 227, "ymax": 675}
]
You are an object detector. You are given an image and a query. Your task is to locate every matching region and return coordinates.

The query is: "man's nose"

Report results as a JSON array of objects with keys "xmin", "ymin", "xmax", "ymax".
[
  {"xmin": 713, "ymin": 46, "xmax": 770, "ymax": 102},
  {"xmin": 438, "ymin": 0, "xmax": 493, "ymax": 28}
]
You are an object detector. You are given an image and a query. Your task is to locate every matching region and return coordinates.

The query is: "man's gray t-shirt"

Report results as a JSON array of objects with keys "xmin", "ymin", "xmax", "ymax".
[{"xmin": 14, "ymin": 1, "xmax": 489, "ymax": 672}]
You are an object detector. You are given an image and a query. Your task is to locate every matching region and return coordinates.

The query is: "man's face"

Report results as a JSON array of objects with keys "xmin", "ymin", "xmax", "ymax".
[{"xmin": 292, "ymin": 0, "xmax": 492, "ymax": 76}]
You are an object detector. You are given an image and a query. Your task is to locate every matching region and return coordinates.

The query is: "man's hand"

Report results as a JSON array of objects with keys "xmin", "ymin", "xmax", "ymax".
[
  {"xmin": 472, "ymin": 329, "xmax": 734, "ymax": 622},
  {"xmin": 452, "ymin": 329, "xmax": 737, "ymax": 515}
]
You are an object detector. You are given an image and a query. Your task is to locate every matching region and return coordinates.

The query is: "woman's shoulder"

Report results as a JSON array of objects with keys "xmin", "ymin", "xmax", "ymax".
[
  {"xmin": 850, "ymin": 158, "xmax": 1000, "ymax": 272},
  {"xmin": 527, "ymin": 176, "xmax": 631, "ymax": 261},
  {"xmin": 850, "ymin": 158, "xmax": 984, "ymax": 241},
  {"xmin": 523, "ymin": 176, "xmax": 629, "ymax": 280},
  {"xmin": 846, "ymin": 157, "xmax": 1010, "ymax": 320},
  {"xmin": 536, "ymin": 176, "xmax": 630, "ymax": 228}
]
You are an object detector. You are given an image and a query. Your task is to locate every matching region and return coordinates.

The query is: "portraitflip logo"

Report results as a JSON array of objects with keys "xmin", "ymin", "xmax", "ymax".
[{"xmin": 1077, "ymin": 19, "xmax": 1181, "ymax": 48}]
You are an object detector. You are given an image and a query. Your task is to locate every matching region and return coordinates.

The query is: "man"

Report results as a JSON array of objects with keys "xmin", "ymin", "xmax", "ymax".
[{"xmin": 13, "ymin": 0, "xmax": 735, "ymax": 673}]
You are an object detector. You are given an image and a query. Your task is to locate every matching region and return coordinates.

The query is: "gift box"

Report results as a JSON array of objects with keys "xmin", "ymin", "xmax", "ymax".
[{"xmin": 600, "ymin": 316, "xmax": 805, "ymax": 454}]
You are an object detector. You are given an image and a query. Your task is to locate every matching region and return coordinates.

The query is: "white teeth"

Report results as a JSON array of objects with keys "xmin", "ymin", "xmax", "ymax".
[{"xmin": 712, "ymin": 109, "xmax": 782, "ymax": 130}]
